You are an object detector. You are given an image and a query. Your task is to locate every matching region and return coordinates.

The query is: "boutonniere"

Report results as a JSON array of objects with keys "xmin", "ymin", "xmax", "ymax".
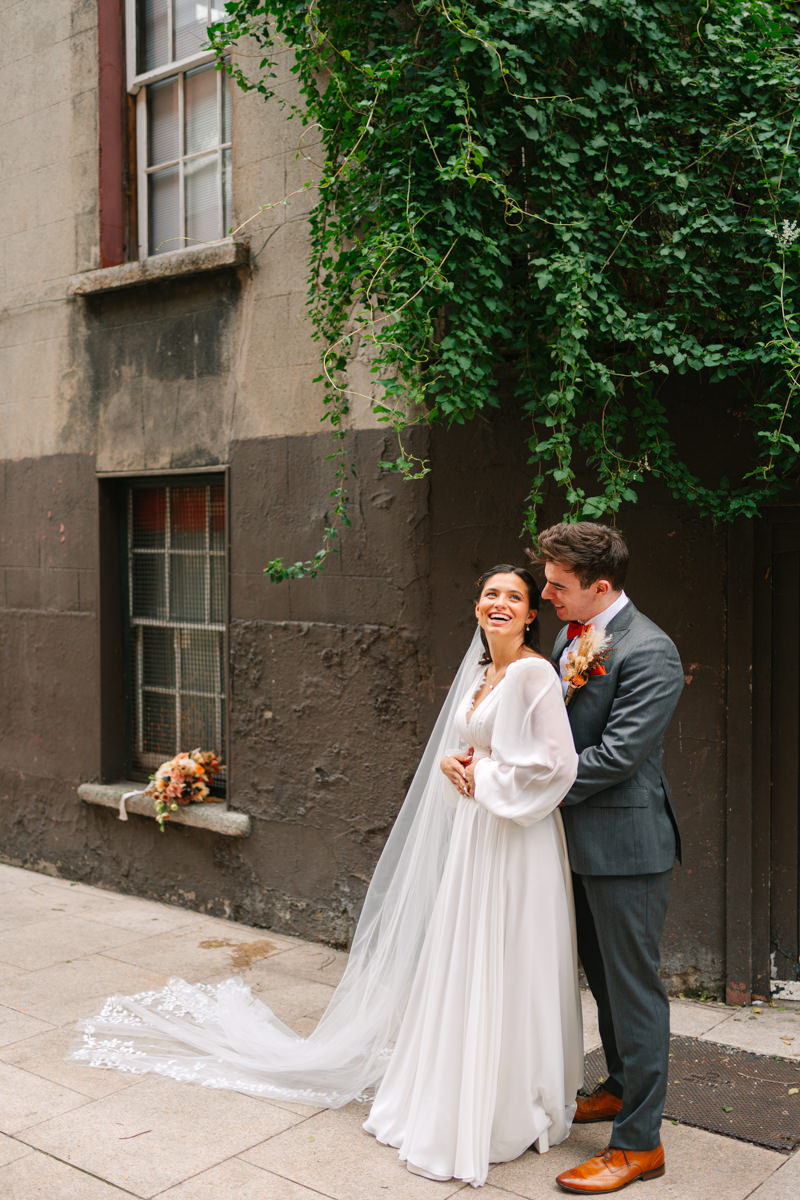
[{"xmin": 563, "ymin": 626, "xmax": 611, "ymax": 706}]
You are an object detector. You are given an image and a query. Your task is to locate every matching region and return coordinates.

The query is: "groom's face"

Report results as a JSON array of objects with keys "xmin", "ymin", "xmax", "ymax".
[{"xmin": 541, "ymin": 562, "xmax": 610, "ymax": 623}]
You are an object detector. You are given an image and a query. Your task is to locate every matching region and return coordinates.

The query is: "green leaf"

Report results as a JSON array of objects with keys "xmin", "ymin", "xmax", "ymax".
[{"xmin": 211, "ymin": 0, "xmax": 800, "ymax": 576}]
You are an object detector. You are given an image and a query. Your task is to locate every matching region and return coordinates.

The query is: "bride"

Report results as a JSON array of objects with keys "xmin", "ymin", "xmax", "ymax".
[{"xmin": 73, "ymin": 565, "xmax": 583, "ymax": 1188}]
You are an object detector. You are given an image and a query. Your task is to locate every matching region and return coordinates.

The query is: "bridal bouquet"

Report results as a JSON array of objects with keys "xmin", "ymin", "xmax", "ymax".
[
  {"xmin": 563, "ymin": 627, "xmax": 611, "ymax": 706},
  {"xmin": 145, "ymin": 749, "xmax": 224, "ymax": 832}
]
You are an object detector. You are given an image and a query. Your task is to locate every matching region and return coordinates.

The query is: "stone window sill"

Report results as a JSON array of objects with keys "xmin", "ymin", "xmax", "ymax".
[
  {"xmin": 68, "ymin": 241, "xmax": 250, "ymax": 297},
  {"xmin": 78, "ymin": 781, "xmax": 251, "ymax": 837}
]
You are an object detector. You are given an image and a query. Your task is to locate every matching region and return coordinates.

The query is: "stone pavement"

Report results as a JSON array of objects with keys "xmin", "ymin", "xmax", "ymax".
[{"xmin": 0, "ymin": 861, "xmax": 797, "ymax": 1200}]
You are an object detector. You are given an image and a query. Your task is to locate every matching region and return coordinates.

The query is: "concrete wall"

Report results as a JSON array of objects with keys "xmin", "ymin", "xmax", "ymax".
[
  {"xmin": 0, "ymin": 2, "xmax": 745, "ymax": 992},
  {"xmin": 2, "ymin": 0, "xmax": 99, "ymax": 459},
  {"xmin": 0, "ymin": 1, "xmax": 428, "ymax": 947},
  {"xmin": 0, "ymin": 431, "xmax": 435, "ymax": 947},
  {"xmin": 0, "ymin": 1, "xmax": 377, "ymax": 463}
]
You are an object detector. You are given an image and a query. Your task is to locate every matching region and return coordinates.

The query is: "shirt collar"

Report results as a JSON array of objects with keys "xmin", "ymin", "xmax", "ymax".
[{"xmin": 572, "ymin": 590, "xmax": 629, "ymax": 635}]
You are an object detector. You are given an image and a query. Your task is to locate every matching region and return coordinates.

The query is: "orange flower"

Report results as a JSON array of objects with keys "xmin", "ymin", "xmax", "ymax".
[{"xmin": 144, "ymin": 748, "xmax": 224, "ymax": 831}]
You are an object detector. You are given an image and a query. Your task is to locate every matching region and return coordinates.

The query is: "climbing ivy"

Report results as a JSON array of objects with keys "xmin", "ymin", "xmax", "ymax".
[{"xmin": 209, "ymin": 1, "xmax": 800, "ymax": 579}]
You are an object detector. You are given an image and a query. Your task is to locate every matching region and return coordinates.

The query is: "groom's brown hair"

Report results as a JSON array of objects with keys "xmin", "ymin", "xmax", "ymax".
[{"xmin": 533, "ymin": 522, "xmax": 629, "ymax": 590}]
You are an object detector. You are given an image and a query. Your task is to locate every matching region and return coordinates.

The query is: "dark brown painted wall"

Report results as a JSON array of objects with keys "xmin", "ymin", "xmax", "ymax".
[
  {"xmin": 0, "ymin": 431, "xmax": 436, "ymax": 946},
  {"xmin": 0, "ymin": 416, "xmax": 735, "ymax": 992},
  {"xmin": 421, "ymin": 414, "xmax": 728, "ymax": 993}
]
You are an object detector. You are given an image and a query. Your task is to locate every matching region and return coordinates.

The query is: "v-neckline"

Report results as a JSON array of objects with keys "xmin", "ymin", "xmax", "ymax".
[{"xmin": 467, "ymin": 667, "xmax": 504, "ymax": 723}]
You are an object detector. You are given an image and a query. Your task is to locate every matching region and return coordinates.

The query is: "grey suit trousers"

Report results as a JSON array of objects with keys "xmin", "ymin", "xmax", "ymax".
[
  {"xmin": 573, "ymin": 868, "xmax": 672, "ymax": 1149},
  {"xmin": 552, "ymin": 601, "xmax": 682, "ymax": 1148}
]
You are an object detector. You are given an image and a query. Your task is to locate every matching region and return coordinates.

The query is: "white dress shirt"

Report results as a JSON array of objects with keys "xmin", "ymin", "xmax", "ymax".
[{"xmin": 558, "ymin": 590, "xmax": 629, "ymax": 694}]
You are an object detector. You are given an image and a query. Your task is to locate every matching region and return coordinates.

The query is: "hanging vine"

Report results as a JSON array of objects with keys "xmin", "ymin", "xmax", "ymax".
[{"xmin": 209, "ymin": 0, "xmax": 800, "ymax": 579}]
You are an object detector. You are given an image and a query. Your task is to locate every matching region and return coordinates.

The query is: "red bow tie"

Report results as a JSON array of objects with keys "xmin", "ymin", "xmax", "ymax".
[{"xmin": 567, "ymin": 621, "xmax": 592, "ymax": 640}]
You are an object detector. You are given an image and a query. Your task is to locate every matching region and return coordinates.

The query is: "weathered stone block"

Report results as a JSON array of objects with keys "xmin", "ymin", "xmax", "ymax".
[
  {"xmin": 5, "ymin": 567, "xmax": 82, "ymax": 613},
  {"xmin": 0, "ymin": 610, "xmax": 98, "ymax": 778},
  {"xmin": 0, "ymin": 454, "xmax": 96, "ymax": 571}
]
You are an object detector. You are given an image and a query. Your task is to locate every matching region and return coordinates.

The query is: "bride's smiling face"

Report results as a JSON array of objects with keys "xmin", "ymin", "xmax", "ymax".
[{"xmin": 475, "ymin": 573, "xmax": 537, "ymax": 642}]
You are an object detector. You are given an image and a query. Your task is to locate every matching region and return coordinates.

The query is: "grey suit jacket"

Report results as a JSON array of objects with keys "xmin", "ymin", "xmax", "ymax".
[{"xmin": 552, "ymin": 602, "xmax": 684, "ymax": 876}]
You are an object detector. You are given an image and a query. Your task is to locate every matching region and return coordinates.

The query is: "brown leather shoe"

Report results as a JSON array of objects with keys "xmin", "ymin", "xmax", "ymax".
[
  {"xmin": 573, "ymin": 1083, "xmax": 624, "ymax": 1123},
  {"xmin": 556, "ymin": 1144, "xmax": 666, "ymax": 1193}
]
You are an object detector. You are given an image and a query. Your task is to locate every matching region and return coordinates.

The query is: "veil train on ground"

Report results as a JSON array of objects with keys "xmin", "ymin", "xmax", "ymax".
[{"xmin": 71, "ymin": 629, "xmax": 486, "ymax": 1106}]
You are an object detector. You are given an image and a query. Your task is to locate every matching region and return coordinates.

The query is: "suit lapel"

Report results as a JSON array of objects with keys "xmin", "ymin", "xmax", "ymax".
[
  {"xmin": 603, "ymin": 600, "xmax": 637, "ymax": 652},
  {"xmin": 552, "ymin": 628, "xmax": 568, "ymax": 667},
  {"xmin": 553, "ymin": 601, "xmax": 639, "ymax": 706}
]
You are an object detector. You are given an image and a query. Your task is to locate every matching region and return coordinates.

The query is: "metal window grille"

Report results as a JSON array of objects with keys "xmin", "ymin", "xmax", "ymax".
[
  {"xmin": 126, "ymin": 480, "xmax": 226, "ymax": 785},
  {"xmin": 127, "ymin": 2, "xmax": 232, "ymax": 257}
]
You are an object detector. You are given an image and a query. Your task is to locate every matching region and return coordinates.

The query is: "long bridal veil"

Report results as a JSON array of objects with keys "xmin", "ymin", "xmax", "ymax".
[{"xmin": 72, "ymin": 629, "xmax": 485, "ymax": 1106}]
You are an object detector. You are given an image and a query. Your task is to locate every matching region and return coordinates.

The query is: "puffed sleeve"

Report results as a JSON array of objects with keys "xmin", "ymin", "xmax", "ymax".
[{"xmin": 472, "ymin": 658, "xmax": 578, "ymax": 825}]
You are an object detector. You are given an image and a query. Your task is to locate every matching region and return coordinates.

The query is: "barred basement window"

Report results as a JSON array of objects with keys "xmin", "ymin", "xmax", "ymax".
[{"xmin": 125, "ymin": 479, "xmax": 226, "ymax": 784}]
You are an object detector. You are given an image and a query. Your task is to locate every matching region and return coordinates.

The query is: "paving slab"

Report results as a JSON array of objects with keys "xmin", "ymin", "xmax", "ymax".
[
  {"xmin": 479, "ymin": 1189, "xmax": 543, "ymax": 1200},
  {"xmin": 0, "ymin": 885, "xmax": 108, "ymax": 932},
  {"xmin": 241, "ymin": 1101, "xmax": 467, "ymax": 1199},
  {"xmin": 0, "ymin": 1004, "xmax": 53, "ymax": 1049},
  {"xmin": 0, "ymin": 1132, "xmax": 29, "ymax": 1168},
  {"xmin": 247, "ymin": 973, "xmax": 336, "ymax": 1028},
  {"xmin": 0, "ymin": 864, "xmax": 48, "ymax": 893},
  {"xmin": 103, "ymin": 920, "xmax": 297, "ymax": 983},
  {"xmin": 0, "ymin": 954, "xmax": 168, "ymax": 1024},
  {"xmin": 484, "ymin": 1124, "xmax": 599, "ymax": 1196},
  {"xmin": 668, "ymin": 998, "xmax": 732, "ymax": 1039},
  {"xmin": 158, "ymin": 1155, "xmax": 340, "ymax": 1199},
  {"xmin": 254, "ymin": 942, "xmax": 350, "ymax": 988},
  {"xmin": 2, "ymin": 1150, "xmax": 134, "ymax": 1200},
  {"xmin": 489, "ymin": 1122, "xmax": 784, "ymax": 1200},
  {"xmin": 0, "ymin": 962, "xmax": 27, "ymax": 986},
  {"xmin": 67, "ymin": 895, "xmax": 204, "ymax": 937},
  {"xmin": 746, "ymin": 1148, "xmax": 800, "ymax": 1200},
  {"xmin": 0, "ymin": 1022, "xmax": 141, "ymax": 1099},
  {"xmin": 21, "ymin": 1074, "xmax": 307, "ymax": 1199},
  {"xmin": 0, "ymin": 914, "xmax": 165, "ymax": 972},
  {"xmin": 0, "ymin": 878, "xmax": 150, "ymax": 926},
  {"xmin": 0, "ymin": 863, "xmax": 795, "ymax": 1200},
  {"xmin": 579, "ymin": 989, "xmax": 601, "ymax": 1053},
  {"xmin": 701, "ymin": 1004, "xmax": 800, "ymax": 1060},
  {"xmin": 0, "ymin": 1059, "xmax": 91, "ymax": 1134}
]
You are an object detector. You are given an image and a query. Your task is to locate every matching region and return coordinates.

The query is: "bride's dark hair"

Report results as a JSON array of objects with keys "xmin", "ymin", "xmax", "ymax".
[{"xmin": 475, "ymin": 565, "xmax": 541, "ymax": 664}]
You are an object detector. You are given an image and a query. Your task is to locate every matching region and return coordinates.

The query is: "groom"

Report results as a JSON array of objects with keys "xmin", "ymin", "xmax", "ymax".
[{"xmin": 535, "ymin": 522, "xmax": 684, "ymax": 1195}]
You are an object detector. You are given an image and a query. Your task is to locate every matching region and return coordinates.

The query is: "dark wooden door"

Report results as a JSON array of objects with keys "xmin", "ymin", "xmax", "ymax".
[
  {"xmin": 726, "ymin": 509, "xmax": 800, "ymax": 1003},
  {"xmin": 768, "ymin": 519, "xmax": 800, "ymax": 994}
]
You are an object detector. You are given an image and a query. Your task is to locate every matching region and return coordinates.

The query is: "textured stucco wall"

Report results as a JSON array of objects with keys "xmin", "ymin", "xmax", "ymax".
[
  {"xmin": 1, "ymin": 0, "xmax": 99, "ymax": 460},
  {"xmin": 0, "ymin": 432, "xmax": 730, "ymax": 978},
  {"xmin": 0, "ymin": 1, "xmax": 384, "ymax": 467},
  {"xmin": 0, "ymin": 429, "xmax": 439, "ymax": 946},
  {"xmin": 0, "ymin": 2, "xmax": 438, "ymax": 945}
]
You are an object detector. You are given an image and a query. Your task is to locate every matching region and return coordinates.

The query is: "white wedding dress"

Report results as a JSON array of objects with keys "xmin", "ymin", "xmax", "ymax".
[
  {"xmin": 363, "ymin": 655, "xmax": 582, "ymax": 1184},
  {"xmin": 71, "ymin": 636, "xmax": 582, "ymax": 1189}
]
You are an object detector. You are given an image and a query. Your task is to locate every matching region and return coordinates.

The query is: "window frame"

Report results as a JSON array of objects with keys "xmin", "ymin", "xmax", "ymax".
[
  {"xmin": 124, "ymin": 2, "xmax": 232, "ymax": 259},
  {"xmin": 120, "ymin": 473, "xmax": 228, "ymax": 785}
]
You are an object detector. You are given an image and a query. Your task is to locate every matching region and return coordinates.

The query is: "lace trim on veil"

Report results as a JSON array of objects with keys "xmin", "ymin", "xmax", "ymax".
[{"xmin": 71, "ymin": 630, "xmax": 485, "ymax": 1107}]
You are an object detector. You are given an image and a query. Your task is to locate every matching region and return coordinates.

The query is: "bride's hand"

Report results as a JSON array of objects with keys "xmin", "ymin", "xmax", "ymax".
[{"xmin": 440, "ymin": 749, "xmax": 474, "ymax": 795}]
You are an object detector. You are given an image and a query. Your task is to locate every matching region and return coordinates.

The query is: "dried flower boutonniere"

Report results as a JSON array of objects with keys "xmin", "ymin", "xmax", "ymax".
[{"xmin": 563, "ymin": 626, "xmax": 611, "ymax": 706}]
